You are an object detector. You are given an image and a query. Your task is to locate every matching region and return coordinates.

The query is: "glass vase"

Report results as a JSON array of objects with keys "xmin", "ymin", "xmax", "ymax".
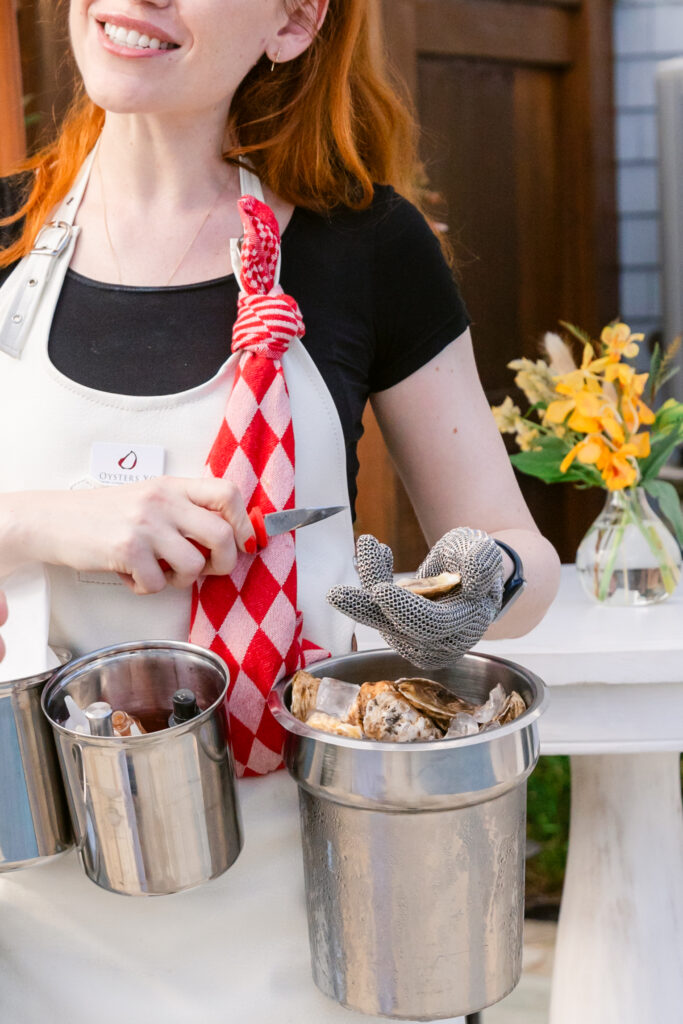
[{"xmin": 575, "ymin": 486, "xmax": 682, "ymax": 606}]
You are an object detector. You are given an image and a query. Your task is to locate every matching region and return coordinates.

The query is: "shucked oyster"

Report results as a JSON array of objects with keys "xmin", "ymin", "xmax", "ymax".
[
  {"xmin": 397, "ymin": 572, "xmax": 462, "ymax": 599},
  {"xmin": 396, "ymin": 678, "xmax": 477, "ymax": 728}
]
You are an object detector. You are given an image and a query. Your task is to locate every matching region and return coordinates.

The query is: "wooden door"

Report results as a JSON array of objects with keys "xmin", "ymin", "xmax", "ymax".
[
  {"xmin": 357, "ymin": 0, "xmax": 617, "ymax": 567},
  {"xmin": 16, "ymin": 0, "xmax": 75, "ymax": 152},
  {"xmin": 0, "ymin": 0, "xmax": 26, "ymax": 173}
]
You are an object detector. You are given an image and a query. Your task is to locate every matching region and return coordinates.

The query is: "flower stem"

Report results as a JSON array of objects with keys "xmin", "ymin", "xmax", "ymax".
[
  {"xmin": 627, "ymin": 493, "xmax": 681, "ymax": 594},
  {"xmin": 598, "ymin": 517, "xmax": 626, "ymax": 601}
]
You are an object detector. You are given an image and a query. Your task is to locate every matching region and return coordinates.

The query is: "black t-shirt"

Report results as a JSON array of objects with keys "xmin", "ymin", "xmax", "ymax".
[{"xmin": 0, "ymin": 177, "xmax": 469, "ymax": 514}]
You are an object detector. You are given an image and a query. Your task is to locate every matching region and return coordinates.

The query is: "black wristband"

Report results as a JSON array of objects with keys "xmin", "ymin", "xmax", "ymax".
[{"xmin": 494, "ymin": 540, "xmax": 526, "ymax": 616}]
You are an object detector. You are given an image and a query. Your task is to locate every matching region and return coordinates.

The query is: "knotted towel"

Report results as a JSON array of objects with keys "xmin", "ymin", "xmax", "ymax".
[{"xmin": 190, "ymin": 196, "xmax": 328, "ymax": 777}]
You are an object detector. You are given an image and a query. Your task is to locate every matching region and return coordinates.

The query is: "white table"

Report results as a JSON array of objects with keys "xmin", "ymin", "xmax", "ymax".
[{"xmin": 359, "ymin": 565, "xmax": 683, "ymax": 1024}]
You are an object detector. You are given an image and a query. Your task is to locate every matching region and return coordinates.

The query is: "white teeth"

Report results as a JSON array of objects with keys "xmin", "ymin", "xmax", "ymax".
[{"xmin": 102, "ymin": 22, "xmax": 172, "ymax": 50}]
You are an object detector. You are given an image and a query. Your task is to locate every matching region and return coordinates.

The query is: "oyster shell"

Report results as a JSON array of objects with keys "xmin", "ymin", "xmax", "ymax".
[
  {"xmin": 396, "ymin": 678, "xmax": 477, "ymax": 726},
  {"xmin": 291, "ymin": 670, "xmax": 321, "ymax": 723},
  {"xmin": 362, "ymin": 689, "xmax": 442, "ymax": 742},
  {"xmin": 306, "ymin": 711, "xmax": 363, "ymax": 739},
  {"xmin": 347, "ymin": 680, "xmax": 395, "ymax": 727},
  {"xmin": 497, "ymin": 691, "xmax": 526, "ymax": 725},
  {"xmin": 397, "ymin": 571, "xmax": 462, "ymax": 599}
]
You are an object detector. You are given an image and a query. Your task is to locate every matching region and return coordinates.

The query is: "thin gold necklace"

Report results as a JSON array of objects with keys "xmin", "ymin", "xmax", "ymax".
[{"xmin": 97, "ymin": 155, "xmax": 228, "ymax": 287}]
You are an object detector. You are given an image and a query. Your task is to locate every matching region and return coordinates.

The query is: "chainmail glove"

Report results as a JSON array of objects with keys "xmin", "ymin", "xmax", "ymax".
[{"xmin": 327, "ymin": 529, "xmax": 504, "ymax": 669}]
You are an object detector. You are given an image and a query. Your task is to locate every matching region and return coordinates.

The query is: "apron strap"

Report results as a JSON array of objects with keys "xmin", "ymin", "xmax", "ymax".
[
  {"xmin": 0, "ymin": 149, "xmax": 268, "ymax": 358},
  {"xmin": 0, "ymin": 145, "xmax": 98, "ymax": 359}
]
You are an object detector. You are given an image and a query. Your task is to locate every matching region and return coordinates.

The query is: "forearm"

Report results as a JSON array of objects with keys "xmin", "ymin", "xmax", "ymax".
[
  {"xmin": 0, "ymin": 492, "xmax": 43, "ymax": 578},
  {"xmin": 485, "ymin": 528, "xmax": 561, "ymax": 639}
]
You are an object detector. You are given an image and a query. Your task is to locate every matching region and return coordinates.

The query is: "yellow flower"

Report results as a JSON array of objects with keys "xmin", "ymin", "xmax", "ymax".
[
  {"xmin": 507, "ymin": 358, "xmax": 557, "ymax": 405},
  {"xmin": 560, "ymin": 435, "xmax": 610, "ymax": 474},
  {"xmin": 599, "ymin": 435, "xmax": 650, "ymax": 491},
  {"xmin": 601, "ymin": 322, "xmax": 643, "ymax": 362},
  {"xmin": 546, "ymin": 385, "xmax": 625, "ymax": 443},
  {"xmin": 572, "ymin": 391, "xmax": 625, "ymax": 442},
  {"xmin": 491, "ymin": 395, "xmax": 522, "ymax": 433}
]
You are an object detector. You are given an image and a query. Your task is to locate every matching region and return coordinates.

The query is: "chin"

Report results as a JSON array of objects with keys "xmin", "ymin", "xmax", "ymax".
[{"xmin": 83, "ymin": 76, "xmax": 169, "ymax": 115}]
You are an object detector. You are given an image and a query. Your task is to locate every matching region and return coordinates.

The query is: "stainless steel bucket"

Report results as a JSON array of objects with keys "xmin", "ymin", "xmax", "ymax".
[
  {"xmin": 0, "ymin": 651, "xmax": 72, "ymax": 870},
  {"xmin": 269, "ymin": 649, "xmax": 548, "ymax": 1021},
  {"xmin": 42, "ymin": 640, "xmax": 243, "ymax": 896}
]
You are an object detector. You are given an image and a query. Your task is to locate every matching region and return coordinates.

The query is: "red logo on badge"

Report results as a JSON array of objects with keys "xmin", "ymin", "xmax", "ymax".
[{"xmin": 118, "ymin": 451, "xmax": 138, "ymax": 470}]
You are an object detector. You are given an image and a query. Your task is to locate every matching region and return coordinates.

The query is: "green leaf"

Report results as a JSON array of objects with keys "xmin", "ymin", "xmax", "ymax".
[
  {"xmin": 642, "ymin": 479, "xmax": 683, "ymax": 547},
  {"xmin": 558, "ymin": 320, "xmax": 594, "ymax": 351},
  {"xmin": 652, "ymin": 400, "xmax": 683, "ymax": 439},
  {"xmin": 510, "ymin": 435, "xmax": 601, "ymax": 486},
  {"xmin": 656, "ymin": 336, "xmax": 682, "ymax": 390},
  {"xmin": 639, "ymin": 427, "xmax": 683, "ymax": 481},
  {"xmin": 649, "ymin": 343, "xmax": 663, "ymax": 404}
]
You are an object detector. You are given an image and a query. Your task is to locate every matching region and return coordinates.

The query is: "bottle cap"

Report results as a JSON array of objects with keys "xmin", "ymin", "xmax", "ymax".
[{"xmin": 170, "ymin": 688, "xmax": 200, "ymax": 725}]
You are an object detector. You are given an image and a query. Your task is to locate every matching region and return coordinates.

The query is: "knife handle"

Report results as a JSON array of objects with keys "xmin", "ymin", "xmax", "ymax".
[
  {"xmin": 248, "ymin": 506, "xmax": 268, "ymax": 550},
  {"xmin": 157, "ymin": 507, "xmax": 265, "ymax": 573}
]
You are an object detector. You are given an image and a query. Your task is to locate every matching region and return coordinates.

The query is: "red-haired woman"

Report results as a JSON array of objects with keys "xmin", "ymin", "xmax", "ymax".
[{"xmin": 0, "ymin": 1, "xmax": 560, "ymax": 1020}]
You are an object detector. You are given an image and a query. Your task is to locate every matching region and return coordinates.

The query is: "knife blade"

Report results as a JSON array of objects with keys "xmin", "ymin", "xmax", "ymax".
[
  {"xmin": 157, "ymin": 505, "xmax": 347, "ymax": 574},
  {"xmin": 249, "ymin": 505, "xmax": 347, "ymax": 547}
]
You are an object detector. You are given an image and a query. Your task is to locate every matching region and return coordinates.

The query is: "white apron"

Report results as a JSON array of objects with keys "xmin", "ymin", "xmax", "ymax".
[{"xmin": 0, "ymin": 155, "xmax": 465, "ymax": 1024}]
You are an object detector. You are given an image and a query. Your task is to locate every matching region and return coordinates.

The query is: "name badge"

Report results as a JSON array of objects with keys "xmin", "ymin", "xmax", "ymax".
[{"xmin": 90, "ymin": 442, "xmax": 166, "ymax": 486}]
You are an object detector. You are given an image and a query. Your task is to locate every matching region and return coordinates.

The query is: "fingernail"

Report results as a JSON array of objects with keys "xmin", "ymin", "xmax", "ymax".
[{"xmin": 245, "ymin": 536, "xmax": 257, "ymax": 555}]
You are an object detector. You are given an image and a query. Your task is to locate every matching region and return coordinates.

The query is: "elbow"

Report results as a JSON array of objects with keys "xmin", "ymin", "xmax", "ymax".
[{"xmin": 487, "ymin": 534, "xmax": 561, "ymax": 640}]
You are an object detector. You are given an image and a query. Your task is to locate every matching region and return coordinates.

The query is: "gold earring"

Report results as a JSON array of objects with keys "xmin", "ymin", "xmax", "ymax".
[{"xmin": 270, "ymin": 48, "xmax": 281, "ymax": 72}]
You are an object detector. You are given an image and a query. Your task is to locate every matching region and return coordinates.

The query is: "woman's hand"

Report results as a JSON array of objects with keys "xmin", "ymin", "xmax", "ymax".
[
  {"xmin": 0, "ymin": 590, "xmax": 7, "ymax": 662},
  {"xmin": 3, "ymin": 478, "xmax": 256, "ymax": 595}
]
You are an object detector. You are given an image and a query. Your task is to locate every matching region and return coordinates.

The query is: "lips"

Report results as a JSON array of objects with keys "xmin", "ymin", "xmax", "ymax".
[{"xmin": 94, "ymin": 12, "xmax": 181, "ymax": 48}]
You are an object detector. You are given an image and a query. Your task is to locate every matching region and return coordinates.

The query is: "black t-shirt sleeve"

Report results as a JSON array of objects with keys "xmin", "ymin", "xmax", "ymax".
[{"xmin": 369, "ymin": 188, "xmax": 470, "ymax": 393}]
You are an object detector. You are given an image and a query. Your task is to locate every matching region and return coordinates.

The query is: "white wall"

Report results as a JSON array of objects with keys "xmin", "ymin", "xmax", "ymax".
[{"xmin": 613, "ymin": 0, "xmax": 683, "ymax": 347}]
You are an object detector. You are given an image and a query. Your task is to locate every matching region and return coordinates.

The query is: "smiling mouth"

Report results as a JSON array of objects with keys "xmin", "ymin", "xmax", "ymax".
[{"xmin": 99, "ymin": 20, "xmax": 180, "ymax": 51}]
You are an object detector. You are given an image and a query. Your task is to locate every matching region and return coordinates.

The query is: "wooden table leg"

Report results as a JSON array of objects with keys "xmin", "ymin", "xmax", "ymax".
[{"xmin": 549, "ymin": 753, "xmax": 683, "ymax": 1023}]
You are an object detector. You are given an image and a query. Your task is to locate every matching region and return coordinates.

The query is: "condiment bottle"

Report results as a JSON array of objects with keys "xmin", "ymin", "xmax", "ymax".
[
  {"xmin": 111, "ymin": 710, "xmax": 146, "ymax": 737},
  {"xmin": 168, "ymin": 688, "xmax": 201, "ymax": 727},
  {"xmin": 84, "ymin": 701, "xmax": 114, "ymax": 737}
]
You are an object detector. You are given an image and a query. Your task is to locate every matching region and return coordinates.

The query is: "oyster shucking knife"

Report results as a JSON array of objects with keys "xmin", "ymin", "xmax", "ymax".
[
  {"xmin": 248, "ymin": 505, "xmax": 347, "ymax": 549},
  {"xmin": 158, "ymin": 505, "xmax": 346, "ymax": 572}
]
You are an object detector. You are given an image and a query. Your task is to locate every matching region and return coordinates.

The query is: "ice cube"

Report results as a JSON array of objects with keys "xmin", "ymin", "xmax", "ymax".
[
  {"xmin": 446, "ymin": 712, "xmax": 480, "ymax": 738},
  {"xmin": 473, "ymin": 683, "xmax": 507, "ymax": 724},
  {"xmin": 314, "ymin": 677, "xmax": 360, "ymax": 720}
]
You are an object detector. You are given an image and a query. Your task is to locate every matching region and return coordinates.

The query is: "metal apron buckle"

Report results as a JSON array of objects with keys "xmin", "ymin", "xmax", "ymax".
[{"xmin": 30, "ymin": 221, "xmax": 75, "ymax": 258}]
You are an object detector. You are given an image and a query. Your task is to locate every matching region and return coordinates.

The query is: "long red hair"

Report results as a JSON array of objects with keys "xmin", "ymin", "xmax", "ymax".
[{"xmin": 1, "ymin": 0, "xmax": 422, "ymax": 267}]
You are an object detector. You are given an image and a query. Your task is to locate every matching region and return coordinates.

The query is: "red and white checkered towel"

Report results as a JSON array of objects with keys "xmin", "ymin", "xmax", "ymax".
[{"xmin": 189, "ymin": 196, "xmax": 328, "ymax": 777}]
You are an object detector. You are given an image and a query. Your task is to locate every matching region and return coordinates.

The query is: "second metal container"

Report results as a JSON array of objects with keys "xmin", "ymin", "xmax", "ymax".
[
  {"xmin": 42, "ymin": 640, "xmax": 243, "ymax": 897},
  {"xmin": 0, "ymin": 652, "xmax": 72, "ymax": 871},
  {"xmin": 269, "ymin": 649, "xmax": 547, "ymax": 1021}
]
